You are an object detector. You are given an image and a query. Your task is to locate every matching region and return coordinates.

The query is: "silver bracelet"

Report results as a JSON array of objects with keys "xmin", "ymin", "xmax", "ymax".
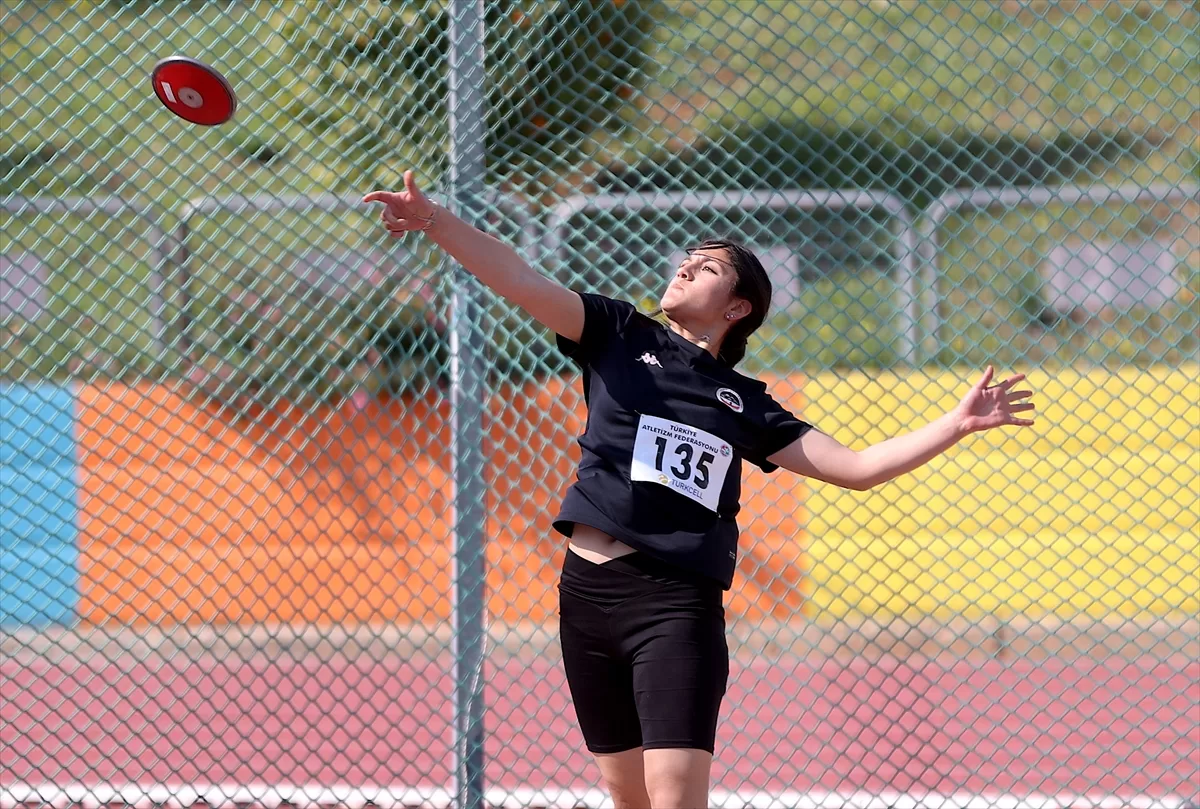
[{"xmin": 412, "ymin": 205, "xmax": 438, "ymax": 232}]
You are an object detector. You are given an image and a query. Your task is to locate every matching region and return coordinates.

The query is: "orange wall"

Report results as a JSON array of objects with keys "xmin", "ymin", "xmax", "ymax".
[{"xmin": 76, "ymin": 378, "xmax": 810, "ymax": 628}]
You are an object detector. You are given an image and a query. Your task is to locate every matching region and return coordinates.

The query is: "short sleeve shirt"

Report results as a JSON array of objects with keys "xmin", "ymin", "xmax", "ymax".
[{"xmin": 552, "ymin": 292, "xmax": 814, "ymax": 588}]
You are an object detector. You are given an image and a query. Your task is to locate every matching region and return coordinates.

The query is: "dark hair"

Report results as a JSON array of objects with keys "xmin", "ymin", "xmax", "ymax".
[{"xmin": 694, "ymin": 238, "xmax": 772, "ymax": 368}]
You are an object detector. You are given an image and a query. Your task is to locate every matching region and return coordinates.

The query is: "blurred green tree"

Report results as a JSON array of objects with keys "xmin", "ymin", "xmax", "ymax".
[{"xmin": 276, "ymin": 0, "xmax": 662, "ymax": 190}]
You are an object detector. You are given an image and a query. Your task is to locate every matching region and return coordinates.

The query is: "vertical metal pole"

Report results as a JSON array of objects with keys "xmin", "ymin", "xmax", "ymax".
[
  {"xmin": 447, "ymin": 2, "xmax": 488, "ymax": 809},
  {"xmin": 891, "ymin": 209, "xmax": 921, "ymax": 367}
]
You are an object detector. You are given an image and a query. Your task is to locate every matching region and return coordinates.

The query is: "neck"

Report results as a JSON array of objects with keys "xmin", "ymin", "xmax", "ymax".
[{"xmin": 666, "ymin": 317, "xmax": 723, "ymax": 359}]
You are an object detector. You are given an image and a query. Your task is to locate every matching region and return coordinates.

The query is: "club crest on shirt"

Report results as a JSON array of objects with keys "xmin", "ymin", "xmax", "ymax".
[{"xmin": 716, "ymin": 387, "xmax": 743, "ymax": 413}]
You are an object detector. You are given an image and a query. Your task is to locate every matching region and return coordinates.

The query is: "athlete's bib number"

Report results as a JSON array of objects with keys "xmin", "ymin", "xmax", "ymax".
[{"xmin": 630, "ymin": 415, "xmax": 733, "ymax": 512}]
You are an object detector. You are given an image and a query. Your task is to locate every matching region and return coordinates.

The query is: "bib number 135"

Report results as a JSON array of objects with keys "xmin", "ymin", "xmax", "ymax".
[{"xmin": 630, "ymin": 415, "xmax": 733, "ymax": 512}]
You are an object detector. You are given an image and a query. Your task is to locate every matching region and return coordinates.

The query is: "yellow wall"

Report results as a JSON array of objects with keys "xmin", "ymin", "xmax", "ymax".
[
  {"xmin": 74, "ymin": 366, "xmax": 1197, "ymax": 627},
  {"xmin": 795, "ymin": 364, "xmax": 1199, "ymax": 621}
]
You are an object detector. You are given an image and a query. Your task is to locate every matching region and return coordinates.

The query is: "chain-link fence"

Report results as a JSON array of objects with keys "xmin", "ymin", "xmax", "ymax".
[{"xmin": 2, "ymin": 1, "xmax": 1197, "ymax": 806}]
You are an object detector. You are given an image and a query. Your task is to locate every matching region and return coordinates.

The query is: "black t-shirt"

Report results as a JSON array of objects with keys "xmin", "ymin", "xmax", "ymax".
[{"xmin": 552, "ymin": 292, "xmax": 814, "ymax": 589}]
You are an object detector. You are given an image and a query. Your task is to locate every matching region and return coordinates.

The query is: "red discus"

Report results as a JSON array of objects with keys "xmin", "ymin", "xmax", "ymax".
[{"xmin": 151, "ymin": 56, "xmax": 237, "ymax": 126}]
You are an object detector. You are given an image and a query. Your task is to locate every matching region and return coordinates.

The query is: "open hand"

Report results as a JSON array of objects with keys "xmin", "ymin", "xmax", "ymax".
[
  {"xmin": 363, "ymin": 170, "xmax": 438, "ymax": 237},
  {"xmin": 954, "ymin": 366, "xmax": 1036, "ymax": 433}
]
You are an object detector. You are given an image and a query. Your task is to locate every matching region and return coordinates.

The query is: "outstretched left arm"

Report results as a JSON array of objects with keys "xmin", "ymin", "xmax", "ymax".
[{"xmin": 766, "ymin": 366, "xmax": 1036, "ymax": 491}]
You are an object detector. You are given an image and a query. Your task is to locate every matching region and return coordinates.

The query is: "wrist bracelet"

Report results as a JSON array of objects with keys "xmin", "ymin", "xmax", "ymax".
[{"xmin": 413, "ymin": 205, "xmax": 438, "ymax": 232}]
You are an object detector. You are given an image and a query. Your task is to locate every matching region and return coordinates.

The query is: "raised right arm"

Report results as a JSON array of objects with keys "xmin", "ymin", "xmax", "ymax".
[{"xmin": 364, "ymin": 170, "xmax": 584, "ymax": 343}]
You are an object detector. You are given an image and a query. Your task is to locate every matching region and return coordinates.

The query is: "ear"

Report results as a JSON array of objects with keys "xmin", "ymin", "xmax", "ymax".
[{"xmin": 725, "ymin": 298, "xmax": 753, "ymax": 322}]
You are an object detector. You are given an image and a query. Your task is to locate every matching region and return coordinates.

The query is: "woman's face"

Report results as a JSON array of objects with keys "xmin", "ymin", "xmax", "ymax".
[{"xmin": 659, "ymin": 247, "xmax": 742, "ymax": 323}]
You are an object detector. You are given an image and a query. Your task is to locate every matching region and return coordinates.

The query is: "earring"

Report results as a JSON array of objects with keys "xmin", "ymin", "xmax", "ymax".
[{"xmin": 725, "ymin": 312, "xmax": 735, "ymax": 321}]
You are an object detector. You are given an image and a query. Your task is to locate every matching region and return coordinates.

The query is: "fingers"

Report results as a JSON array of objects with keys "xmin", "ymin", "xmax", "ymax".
[
  {"xmin": 379, "ymin": 207, "xmax": 424, "ymax": 237},
  {"xmin": 984, "ymin": 371, "xmax": 1028, "ymax": 393},
  {"xmin": 381, "ymin": 207, "xmax": 403, "ymax": 227},
  {"xmin": 404, "ymin": 169, "xmax": 421, "ymax": 199},
  {"xmin": 1004, "ymin": 396, "xmax": 1036, "ymax": 429},
  {"xmin": 365, "ymin": 173, "xmax": 429, "ymax": 238},
  {"xmin": 996, "ymin": 373, "xmax": 1026, "ymax": 391},
  {"xmin": 364, "ymin": 170, "xmax": 422, "ymax": 206},
  {"xmin": 362, "ymin": 190, "xmax": 397, "ymax": 206},
  {"xmin": 976, "ymin": 365, "xmax": 994, "ymax": 389}
]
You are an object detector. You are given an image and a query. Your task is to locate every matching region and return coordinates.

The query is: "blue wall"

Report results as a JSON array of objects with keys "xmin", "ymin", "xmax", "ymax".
[{"xmin": 1, "ymin": 384, "xmax": 79, "ymax": 626}]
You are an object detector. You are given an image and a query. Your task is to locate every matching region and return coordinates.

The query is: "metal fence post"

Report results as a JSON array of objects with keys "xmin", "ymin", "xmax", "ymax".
[{"xmin": 447, "ymin": 2, "xmax": 488, "ymax": 808}]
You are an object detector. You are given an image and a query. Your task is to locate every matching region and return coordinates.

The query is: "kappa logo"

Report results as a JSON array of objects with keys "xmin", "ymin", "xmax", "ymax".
[
  {"xmin": 636, "ymin": 352, "xmax": 662, "ymax": 368},
  {"xmin": 716, "ymin": 387, "xmax": 743, "ymax": 413}
]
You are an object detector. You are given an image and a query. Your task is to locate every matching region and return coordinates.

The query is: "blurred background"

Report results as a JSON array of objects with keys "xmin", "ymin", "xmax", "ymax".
[{"xmin": 1, "ymin": 1, "xmax": 1197, "ymax": 807}]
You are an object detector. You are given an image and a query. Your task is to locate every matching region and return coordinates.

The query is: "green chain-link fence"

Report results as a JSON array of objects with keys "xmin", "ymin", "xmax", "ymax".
[{"xmin": 2, "ymin": 1, "xmax": 1197, "ymax": 806}]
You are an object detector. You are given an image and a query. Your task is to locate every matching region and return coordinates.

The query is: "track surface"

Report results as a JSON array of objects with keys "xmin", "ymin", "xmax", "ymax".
[{"xmin": 3, "ymin": 653, "xmax": 1197, "ymax": 801}]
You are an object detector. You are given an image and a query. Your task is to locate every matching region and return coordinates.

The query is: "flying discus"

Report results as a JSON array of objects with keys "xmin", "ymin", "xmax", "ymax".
[{"xmin": 150, "ymin": 56, "xmax": 237, "ymax": 126}]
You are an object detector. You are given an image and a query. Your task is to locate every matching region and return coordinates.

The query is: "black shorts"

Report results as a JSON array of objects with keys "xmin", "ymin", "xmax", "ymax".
[{"xmin": 557, "ymin": 548, "xmax": 729, "ymax": 754}]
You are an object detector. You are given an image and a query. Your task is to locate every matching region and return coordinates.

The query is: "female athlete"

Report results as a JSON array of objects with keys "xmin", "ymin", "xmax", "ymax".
[{"xmin": 364, "ymin": 172, "xmax": 1036, "ymax": 809}]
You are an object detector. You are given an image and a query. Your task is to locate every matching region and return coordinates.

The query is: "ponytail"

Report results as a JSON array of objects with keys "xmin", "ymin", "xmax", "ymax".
[{"xmin": 717, "ymin": 325, "xmax": 752, "ymax": 367}]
